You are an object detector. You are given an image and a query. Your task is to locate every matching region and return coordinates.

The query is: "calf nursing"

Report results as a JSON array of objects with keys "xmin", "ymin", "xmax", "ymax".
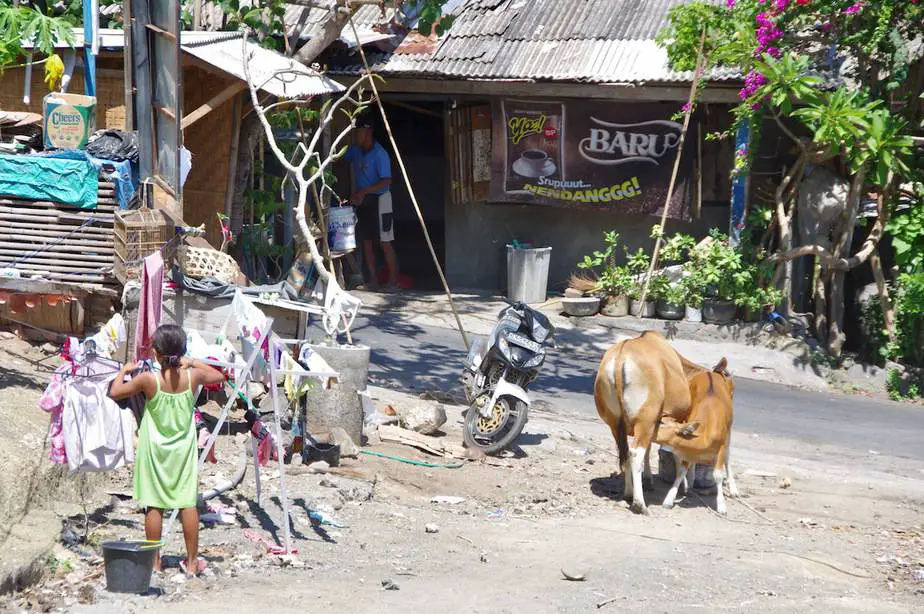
[{"xmin": 656, "ymin": 361, "xmax": 739, "ymax": 515}]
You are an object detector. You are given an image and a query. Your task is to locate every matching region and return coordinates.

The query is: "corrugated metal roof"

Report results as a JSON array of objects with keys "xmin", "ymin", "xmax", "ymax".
[
  {"xmin": 328, "ymin": 0, "xmax": 739, "ymax": 85},
  {"xmin": 284, "ymin": 2, "xmax": 395, "ymax": 42},
  {"xmin": 24, "ymin": 28, "xmax": 344, "ymax": 98},
  {"xmin": 181, "ymin": 32, "xmax": 345, "ymax": 98}
]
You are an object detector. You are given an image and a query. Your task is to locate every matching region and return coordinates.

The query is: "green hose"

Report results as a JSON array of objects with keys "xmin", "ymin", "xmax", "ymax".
[{"xmin": 359, "ymin": 450, "xmax": 465, "ymax": 469}]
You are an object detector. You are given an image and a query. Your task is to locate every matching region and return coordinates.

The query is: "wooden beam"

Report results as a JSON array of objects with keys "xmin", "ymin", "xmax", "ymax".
[
  {"xmin": 181, "ymin": 82, "xmax": 247, "ymax": 130},
  {"xmin": 333, "ymin": 76, "xmax": 743, "ymax": 103},
  {"xmin": 224, "ymin": 93, "xmax": 243, "ymax": 226},
  {"xmin": 385, "ymin": 99, "xmax": 443, "ymax": 119}
]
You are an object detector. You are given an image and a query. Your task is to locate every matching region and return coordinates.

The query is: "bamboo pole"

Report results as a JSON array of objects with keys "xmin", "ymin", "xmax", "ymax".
[
  {"xmin": 635, "ymin": 31, "xmax": 707, "ymax": 314},
  {"xmin": 348, "ymin": 17, "xmax": 470, "ymax": 350}
]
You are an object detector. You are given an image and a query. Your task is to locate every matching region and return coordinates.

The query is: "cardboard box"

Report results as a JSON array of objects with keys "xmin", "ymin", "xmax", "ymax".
[{"xmin": 43, "ymin": 92, "xmax": 97, "ymax": 150}]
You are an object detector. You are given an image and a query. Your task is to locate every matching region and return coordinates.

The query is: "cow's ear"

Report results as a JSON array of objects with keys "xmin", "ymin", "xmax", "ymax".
[{"xmin": 712, "ymin": 357, "xmax": 728, "ymax": 373}]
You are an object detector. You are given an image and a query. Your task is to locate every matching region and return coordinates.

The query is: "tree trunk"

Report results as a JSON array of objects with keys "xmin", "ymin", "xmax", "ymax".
[
  {"xmin": 294, "ymin": 4, "xmax": 351, "ymax": 65},
  {"xmin": 825, "ymin": 166, "xmax": 866, "ymax": 357},
  {"xmin": 813, "ymin": 263, "xmax": 828, "ymax": 348},
  {"xmin": 870, "ymin": 248, "xmax": 897, "ymax": 345},
  {"xmin": 230, "ymin": 114, "xmax": 262, "ymax": 261}
]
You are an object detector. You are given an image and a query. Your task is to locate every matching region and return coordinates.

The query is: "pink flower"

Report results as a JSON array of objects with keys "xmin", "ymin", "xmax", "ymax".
[
  {"xmin": 681, "ymin": 102, "xmax": 693, "ymax": 113},
  {"xmin": 726, "ymin": 0, "xmax": 735, "ymax": 6},
  {"xmin": 796, "ymin": 0, "xmax": 810, "ymax": 4},
  {"xmin": 843, "ymin": 1, "xmax": 864, "ymax": 14},
  {"xmin": 774, "ymin": 0, "xmax": 790, "ymax": 10}
]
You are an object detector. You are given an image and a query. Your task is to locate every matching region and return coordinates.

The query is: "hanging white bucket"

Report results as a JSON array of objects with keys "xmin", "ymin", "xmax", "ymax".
[{"xmin": 328, "ymin": 206, "xmax": 357, "ymax": 252}]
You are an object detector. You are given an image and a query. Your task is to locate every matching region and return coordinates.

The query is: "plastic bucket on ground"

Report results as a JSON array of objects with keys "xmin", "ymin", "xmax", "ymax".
[
  {"xmin": 102, "ymin": 540, "xmax": 159, "ymax": 594},
  {"xmin": 304, "ymin": 442, "xmax": 341, "ymax": 467},
  {"xmin": 328, "ymin": 206, "xmax": 357, "ymax": 252},
  {"xmin": 506, "ymin": 245, "xmax": 552, "ymax": 304}
]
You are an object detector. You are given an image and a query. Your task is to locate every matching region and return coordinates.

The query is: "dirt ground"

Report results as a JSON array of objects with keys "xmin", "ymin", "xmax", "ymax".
[{"xmin": 1, "ymin": 336, "xmax": 923, "ymax": 613}]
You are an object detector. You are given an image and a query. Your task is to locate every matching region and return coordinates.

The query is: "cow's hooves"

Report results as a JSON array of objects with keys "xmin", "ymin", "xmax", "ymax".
[
  {"xmin": 661, "ymin": 501, "xmax": 675, "ymax": 510},
  {"xmin": 717, "ymin": 507, "xmax": 727, "ymax": 516},
  {"xmin": 630, "ymin": 502, "xmax": 649, "ymax": 515}
]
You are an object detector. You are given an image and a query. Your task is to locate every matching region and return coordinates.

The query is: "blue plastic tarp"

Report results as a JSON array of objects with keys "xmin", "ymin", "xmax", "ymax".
[{"xmin": 0, "ymin": 151, "xmax": 99, "ymax": 209}]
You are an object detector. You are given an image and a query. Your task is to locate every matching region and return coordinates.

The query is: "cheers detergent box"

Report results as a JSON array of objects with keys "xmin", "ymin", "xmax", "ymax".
[{"xmin": 43, "ymin": 92, "xmax": 97, "ymax": 150}]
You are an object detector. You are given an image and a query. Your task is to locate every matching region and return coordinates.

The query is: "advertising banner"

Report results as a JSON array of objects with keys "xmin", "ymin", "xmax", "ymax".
[{"xmin": 490, "ymin": 99, "xmax": 693, "ymax": 219}]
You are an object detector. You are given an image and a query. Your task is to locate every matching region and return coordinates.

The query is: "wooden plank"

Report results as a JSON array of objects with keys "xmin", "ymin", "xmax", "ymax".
[
  {"xmin": 224, "ymin": 93, "xmax": 242, "ymax": 232},
  {"xmin": 0, "ymin": 210, "xmax": 114, "ymax": 225},
  {"xmin": 182, "ymin": 81, "xmax": 247, "ymax": 130},
  {"xmin": 0, "ymin": 205, "xmax": 114, "ymax": 219},
  {"xmin": 0, "ymin": 258, "xmax": 110, "ymax": 274},
  {"xmin": 0, "ymin": 277, "xmax": 117, "ymax": 297},
  {"xmin": 0, "ymin": 198, "xmax": 118, "ymax": 209},
  {"xmin": 0, "ymin": 223, "xmax": 113, "ymax": 238},
  {"xmin": 334, "ymin": 76, "xmax": 744, "ymax": 103},
  {"xmin": 0, "ymin": 225, "xmax": 113, "ymax": 243},
  {"xmin": 0, "ymin": 241, "xmax": 114, "ymax": 256},
  {"xmin": 0, "ymin": 248, "xmax": 112, "ymax": 262},
  {"xmin": 11, "ymin": 273, "xmax": 108, "ymax": 284}
]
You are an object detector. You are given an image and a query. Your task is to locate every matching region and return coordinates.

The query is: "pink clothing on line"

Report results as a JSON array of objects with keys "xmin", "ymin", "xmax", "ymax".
[
  {"xmin": 251, "ymin": 420, "xmax": 277, "ymax": 466},
  {"xmin": 134, "ymin": 251, "xmax": 164, "ymax": 361},
  {"xmin": 39, "ymin": 372, "xmax": 68, "ymax": 465}
]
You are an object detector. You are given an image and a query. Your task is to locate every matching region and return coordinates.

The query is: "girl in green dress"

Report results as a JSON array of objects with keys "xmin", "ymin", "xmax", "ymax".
[{"xmin": 110, "ymin": 324, "xmax": 225, "ymax": 575}]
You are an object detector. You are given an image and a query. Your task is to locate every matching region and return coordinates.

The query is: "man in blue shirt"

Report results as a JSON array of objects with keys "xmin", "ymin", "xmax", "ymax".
[{"xmin": 344, "ymin": 120, "xmax": 399, "ymax": 290}]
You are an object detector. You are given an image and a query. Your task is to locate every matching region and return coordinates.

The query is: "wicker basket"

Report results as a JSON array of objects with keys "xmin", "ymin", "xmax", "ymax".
[
  {"xmin": 178, "ymin": 245, "xmax": 241, "ymax": 285},
  {"xmin": 113, "ymin": 208, "xmax": 174, "ymax": 284}
]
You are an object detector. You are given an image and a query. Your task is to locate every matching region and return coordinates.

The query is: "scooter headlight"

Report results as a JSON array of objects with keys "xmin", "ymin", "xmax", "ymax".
[
  {"xmin": 523, "ymin": 351, "xmax": 545, "ymax": 369},
  {"xmin": 497, "ymin": 336, "xmax": 511, "ymax": 359}
]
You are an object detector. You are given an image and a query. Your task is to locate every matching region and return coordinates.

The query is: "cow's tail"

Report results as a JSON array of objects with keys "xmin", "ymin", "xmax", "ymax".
[{"xmin": 611, "ymin": 344, "xmax": 630, "ymax": 468}]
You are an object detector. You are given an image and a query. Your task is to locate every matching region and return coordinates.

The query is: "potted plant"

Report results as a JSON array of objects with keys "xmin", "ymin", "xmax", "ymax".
[
  {"xmin": 576, "ymin": 231, "xmax": 631, "ymax": 317},
  {"xmin": 689, "ymin": 232, "xmax": 742, "ymax": 324},
  {"xmin": 679, "ymin": 266, "xmax": 705, "ymax": 322},
  {"xmin": 626, "ymin": 249, "xmax": 656, "ymax": 317},
  {"xmin": 598, "ymin": 265, "xmax": 633, "ymax": 316},
  {"xmin": 655, "ymin": 275, "xmax": 687, "ymax": 320},
  {"xmin": 734, "ymin": 262, "xmax": 782, "ymax": 322}
]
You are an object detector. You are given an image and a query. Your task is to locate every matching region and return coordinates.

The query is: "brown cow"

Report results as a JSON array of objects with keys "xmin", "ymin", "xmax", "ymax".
[
  {"xmin": 657, "ymin": 359, "xmax": 739, "ymax": 515},
  {"xmin": 594, "ymin": 331, "xmax": 707, "ymax": 514}
]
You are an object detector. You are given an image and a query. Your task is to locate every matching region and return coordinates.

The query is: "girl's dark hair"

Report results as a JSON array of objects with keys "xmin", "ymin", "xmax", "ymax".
[{"xmin": 152, "ymin": 324, "xmax": 186, "ymax": 369}]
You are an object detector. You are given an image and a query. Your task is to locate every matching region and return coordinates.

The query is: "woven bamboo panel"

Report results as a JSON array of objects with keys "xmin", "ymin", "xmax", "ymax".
[
  {"xmin": 0, "ymin": 68, "xmax": 125, "ymax": 130},
  {"xmin": 182, "ymin": 67, "xmax": 237, "ymax": 248}
]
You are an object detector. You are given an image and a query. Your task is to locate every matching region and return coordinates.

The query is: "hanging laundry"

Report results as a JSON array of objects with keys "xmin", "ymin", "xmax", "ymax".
[
  {"xmin": 87, "ymin": 313, "xmax": 126, "ymax": 359},
  {"xmin": 279, "ymin": 352, "xmax": 314, "ymax": 401},
  {"xmin": 134, "ymin": 251, "xmax": 164, "ymax": 361},
  {"xmin": 62, "ymin": 362, "xmax": 135, "ymax": 472},
  {"xmin": 297, "ymin": 344, "xmax": 335, "ymax": 388},
  {"xmin": 39, "ymin": 367, "xmax": 69, "ymax": 465}
]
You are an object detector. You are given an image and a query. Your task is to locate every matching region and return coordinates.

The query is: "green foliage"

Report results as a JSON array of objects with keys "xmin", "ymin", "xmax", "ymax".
[
  {"xmin": 0, "ymin": 3, "xmax": 74, "ymax": 76},
  {"xmin": 886, "ymin": 185, "xmax": 924, "ymax": 271},
  {"xmin": 577, "ymin": 231, "xmax": 634, "ymax": 298}
]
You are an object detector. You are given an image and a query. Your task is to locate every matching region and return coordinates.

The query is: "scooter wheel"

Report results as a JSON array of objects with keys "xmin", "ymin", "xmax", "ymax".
[{"xmin": 462, "ymin": 395, "xmax": 528, "ymax": 455}]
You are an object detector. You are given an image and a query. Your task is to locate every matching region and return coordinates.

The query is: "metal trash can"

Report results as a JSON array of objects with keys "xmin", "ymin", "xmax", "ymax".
[{"xmin": 506, "ymin": 245, "xmax": 551, "ymax": 304}]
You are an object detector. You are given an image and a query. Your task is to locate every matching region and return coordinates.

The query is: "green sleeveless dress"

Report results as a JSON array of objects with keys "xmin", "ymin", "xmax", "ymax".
[{"xmin": 134, "ymin": 369, "xmax": 198, "ymax": 509}]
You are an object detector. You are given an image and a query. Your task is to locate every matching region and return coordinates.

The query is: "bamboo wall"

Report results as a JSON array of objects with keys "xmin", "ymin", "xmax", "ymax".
[
  {"xmin": 0, "ymin": 64, "xmax": 126, "ymax": 129},
  {"xmin": 0, "ymin": 61, "xmax": 236, "ymax": 250}
]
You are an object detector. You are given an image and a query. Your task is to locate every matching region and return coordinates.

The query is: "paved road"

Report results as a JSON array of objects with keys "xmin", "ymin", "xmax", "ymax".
[{"xmin": 349, "ymin": 313, "xmax": 924, "ymax": 461}]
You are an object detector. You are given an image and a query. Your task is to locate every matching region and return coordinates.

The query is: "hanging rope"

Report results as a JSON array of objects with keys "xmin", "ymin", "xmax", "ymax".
[
  {"xmin": 5, "ymin": 217, "xmax": 99, "ymax": 269},
  {"xmin": 635, "ymin": 30, "xmax": 708, "ymax": 312},
  {"xmin": 347, "ymin": 17, "xmax": 471, "ymax": 351}
]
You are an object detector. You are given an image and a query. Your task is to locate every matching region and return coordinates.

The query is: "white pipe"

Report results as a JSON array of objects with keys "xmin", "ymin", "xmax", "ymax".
[
  {"xmin": 22, "ymin": 53, "xmax": 33, "ymax": 104},
  {"xmin": 91, "ymin": 0, "xmax": 100, "ymax": 56},
  {"xmin": 61, "ymin": 50, "xmax": 77, "ymax": 92}
]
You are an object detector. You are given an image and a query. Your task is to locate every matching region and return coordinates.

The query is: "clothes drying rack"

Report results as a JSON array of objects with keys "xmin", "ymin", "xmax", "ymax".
[{"xmin": 159, "ymin": 289, "xmax": 339, "ymax": 556}]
